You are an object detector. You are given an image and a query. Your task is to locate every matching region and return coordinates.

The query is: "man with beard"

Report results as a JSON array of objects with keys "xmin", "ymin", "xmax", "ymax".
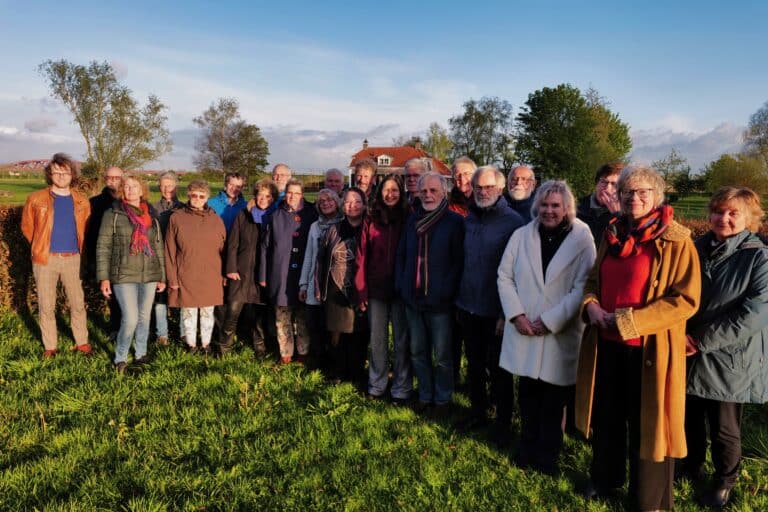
[
  {"xmin": 455, "ymin": 166, "xmax": 524, "ymax": 433},
  {"xmin": 505, "ymin": 165, "xmax": 537, "ymax": 223}
]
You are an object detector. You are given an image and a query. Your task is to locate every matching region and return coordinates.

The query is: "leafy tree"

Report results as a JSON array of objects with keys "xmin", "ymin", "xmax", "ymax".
[
  {"xmin": 449, "ymin": 96, "xmax": 515, "ymax": 168},
  {"xmin": 652, "ymin": 148, "xmax": 691, "ymax": 193},
  {"xmin": 39, "ymin": 59, "xmax": 172, "ymax": 178},
  {"xmin": 193, "ymin": 98, "xmax": 269, "ymax": 180},
  {"xmin": 424, "ymin": 122, "xmax": 453, "ymax": 162},
  {"xmin": 391, "ymin": 134, "xmax": 421, "ymax": 147},
  {"xmin": 515, "ymin": 84, "xmax": 631, "ymax": 196},
  {"xmin": 702, "ymin": 153, "xmax": 768, "ymax": 196},
  {"xmin": 744, "ymin": 100, "xmax": 768, "ymax": 161}
]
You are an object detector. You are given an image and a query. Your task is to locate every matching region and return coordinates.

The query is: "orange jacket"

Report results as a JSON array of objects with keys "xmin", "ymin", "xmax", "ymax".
[{"xmin": 21, "ymin": 187, "xmax": 91, "ymax": 265}]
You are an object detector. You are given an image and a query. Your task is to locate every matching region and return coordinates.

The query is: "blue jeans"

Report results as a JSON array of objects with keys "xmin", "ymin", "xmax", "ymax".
[
  {"xmin": 405, "ymin": 306, "xmax": 453, "ymax": 405},
  {"xmin": 154, "ymin": 303, "xmax": 168, "ymax": 337},
  {"xmin": 368, "ymin": 298, "xmax": 412, "ymax": 399},
  {"xmin": 113, "ymin": 282, "xmax": 157, "ymax": 363}
]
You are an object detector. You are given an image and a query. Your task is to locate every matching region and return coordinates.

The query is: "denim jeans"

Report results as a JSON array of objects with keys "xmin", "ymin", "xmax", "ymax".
[
  {"xmin": 154, "ymin": 303, "xmax": 168, "ymax": 338},
  {"xmin": 112, "ymin": 282, "xmax": 157, "ymax": 363},
  {"xmin": 405, "ymin": 306, "xmax": 453, "ymax": 405},
  {"xmin": 368, "ymin": 298, "xmax": 412, "ymax": 399}
]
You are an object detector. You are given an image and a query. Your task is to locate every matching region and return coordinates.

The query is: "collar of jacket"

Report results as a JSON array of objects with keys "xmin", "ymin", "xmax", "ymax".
[{"xmin": 468, "ymin": 194, "xmax": 510, "ymax": 217}]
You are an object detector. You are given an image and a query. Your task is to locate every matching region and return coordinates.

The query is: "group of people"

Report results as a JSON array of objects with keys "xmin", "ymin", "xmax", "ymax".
[{"xmin": 21, "ymin": 152, "xmax": 768, "ymax": 511}]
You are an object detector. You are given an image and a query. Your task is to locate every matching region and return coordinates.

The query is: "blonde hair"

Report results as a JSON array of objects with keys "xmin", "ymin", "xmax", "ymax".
[
  {"xmin": 116, "ymin": 172, "xmax": 149, "ymax": 201},
  {"xmin": 709, "ymin": 186, "xmax": 764, "ymax": 232}
]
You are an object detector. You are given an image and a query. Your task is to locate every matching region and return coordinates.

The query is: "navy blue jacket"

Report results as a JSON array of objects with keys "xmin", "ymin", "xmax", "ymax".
[
  {"xmin": 259, "ymin": 201, "xmax": 318, "ymax": 307},
  {"xmin": 456, "ymin": 196, "xmax": 524, "ymax": 318},
  {"xmin": 503, "ymin": 192, "xmax": 534, "ymax": 224},
  {"xmin": 687, "ymin": 230, "xmax": 768, "ymax": 403},
  {"xmin": 395, "ymin": 206, "xmax": 464, "ymax": 312}
]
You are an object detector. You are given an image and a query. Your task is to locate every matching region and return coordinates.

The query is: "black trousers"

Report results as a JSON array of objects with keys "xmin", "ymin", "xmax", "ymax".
[
  {"xmin": 218, "ymin": 301, "xmax": 267, "ymax": 352},
  {"xmin": 495, "ymin": 368, "xmax": 516, "ymax": 429},
  {"xmin": 452, "ymin": 309, "xmax": 464, "ymax": 386},
  {"xmin": 457, "ymin": 309, "xmax": 503, "ymax": 418},
  {"xmin": 683, "ymin": 395, "xmax": 743, "ymax": 489},
  {"xmin": 108, "ymin": 294, "xmax": 121, "ymax": 334},
  {"xmin": 591, "ymin": 340, "xmax": 674, "ymax": 511},
  {"xmin": 517, "ymin": 376, "xmax": 567, "ymax": 474},
  {"xmin": 330, "ymin": 313, "xmax": 368, "ymax": 389}
]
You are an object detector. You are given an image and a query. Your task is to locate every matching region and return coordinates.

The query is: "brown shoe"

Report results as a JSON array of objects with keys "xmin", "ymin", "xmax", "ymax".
[
  {"xmin": 71, "ymin": 343, "xmax": 94, "ymax": 356},
  {"xmin": 115, "ymin": 362, "xmax": 127, "ymax": 374},
  {"xmin": 43, "ymin": 349, "xmax": 58, "ymax": 359},
  {"xmin": 156, "ymin": 336, "xmax": 169, "ymax": 346}
]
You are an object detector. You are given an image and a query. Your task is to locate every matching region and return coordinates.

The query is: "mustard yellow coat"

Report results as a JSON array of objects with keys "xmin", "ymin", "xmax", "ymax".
[{"xmin": 575, "ymin": 220, "xmax": 701, "ymax": 462}]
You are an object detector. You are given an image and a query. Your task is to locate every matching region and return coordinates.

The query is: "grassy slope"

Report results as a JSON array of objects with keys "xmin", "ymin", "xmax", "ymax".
[{"xmin": 1, "ymin": 314, "xmax": 767, "ymax": 511}]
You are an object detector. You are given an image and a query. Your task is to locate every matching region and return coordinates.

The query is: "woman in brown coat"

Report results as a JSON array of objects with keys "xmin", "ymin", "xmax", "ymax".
[
  {"xmin": 575, "ymin": 165, "xmax": 700, "ymax": 511},
  {"xmin": 165, "ymin": 180, "xmax": 226, "ymax": 354}
]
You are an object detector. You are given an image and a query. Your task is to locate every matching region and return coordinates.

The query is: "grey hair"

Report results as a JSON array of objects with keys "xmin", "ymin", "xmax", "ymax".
[
  {"xmin": 315, "ymin": 188, "xmax": 341, "ymax": 213},
  {"xmin": 158, "ymin": 170, "xmax": 178, "ymax": 185},
  {"xmin": 325, "ymin": 168, "xmax": 343, "ymax": 178},
  {"xmin": 452, "ymin": 156, "xmax": 477, "ymax": 176},
  {"xmin": 618, "ymin": 165, "xmax": 666, "ymax": 208},
  {"xmin": 404, "ymin": 157, "xmax": 428, "ymax": 172},
  {"xmin": 417, "ymin": 172, "xmax": 449, "ymax": 194},
  {"xmin": 472, "ymin": 165, "xmax": 505, "ymax": 190},
  {"xmin": 531, "ymin": 180, "xmax": 577, "ymax": 224}
]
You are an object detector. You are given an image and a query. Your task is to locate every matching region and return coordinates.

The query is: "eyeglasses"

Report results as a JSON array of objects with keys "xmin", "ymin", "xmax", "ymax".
[
  {"xmin": 598, "ymin": 179, "xmax": 618, "ymax": 188},
  {"xmin": 105, "ymin": 175, "xmax": 122, "ymax": 181},
  {"xmin": 476, "ymin": 185, "xmax": 498, "ymax": 192},
  {"xmin": 620, "ymin": 188, "xmax": 654, "ymax": 200},
  {"xmin": 509, "ymin": 177, "xmax": 534, "ymax": 184},
  {"xmin": 52, "ymin": 172, "xmax": 72, "ymax": 177},
  {"xmin": 189, "ymin": 193, "xmax": 207, "ymax": 200}
]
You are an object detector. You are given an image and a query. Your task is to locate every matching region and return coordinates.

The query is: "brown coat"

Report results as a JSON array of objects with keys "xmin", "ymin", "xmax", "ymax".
[
  {"xmin": 165, "ymin": 205, "xmax": 226, "ymax": 308},
  {"xmin": 21, "ymin": 187, "xmax": 91, "ymax": 265},
  {"xmin": 575, "ymin": 219, "xmax": 701, "ymax": 462}
]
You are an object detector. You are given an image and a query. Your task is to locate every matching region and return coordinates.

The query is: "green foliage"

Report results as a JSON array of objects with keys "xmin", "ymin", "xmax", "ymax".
[
  {"xmin": 702, "ymin": 153, "xmax": 768, "ymax": 195},
  {"xmin": 515, "ymin": 84, "xmax": 631, "ymax": 197},
  {"xmin": 38, "ymin": 59, "xmax": 172, "ymax": 178},
  {"xmin": 744, "ymin": 100, "xmax": 768, "ymax": 161},
  {"xmin": 652, "ymin": 148, "xmax": 692, "ymax": 194},
  {"xmin": 449, "ymin": 96, "xmax": 515, "ymax": 170},
  {"xmin": 193, "ymin": 98, "xmax": 270, "ymax": 180},
  {"xmin": 424, "ymin": 122, "xmax": 453, "ymax": 163}
]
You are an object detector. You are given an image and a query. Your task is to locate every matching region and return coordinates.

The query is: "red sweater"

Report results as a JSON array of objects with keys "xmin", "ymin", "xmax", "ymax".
[{"xmin": 599, "ymin": 243, "xmax": 654, "ymax": 346}]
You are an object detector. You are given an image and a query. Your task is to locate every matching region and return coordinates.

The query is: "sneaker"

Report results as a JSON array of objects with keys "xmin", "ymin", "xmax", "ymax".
[
  {"xmin": 43, "ymin": 349, "xmax": 58, "ymax": 359},
  {"xmin": 134, "ymin": 355, "xmax": 151, "ymax": 366},
  {"xmin": 156, "ymin": 336, "xmax": 169, "ymax": 346},
  {"xmin": 115, "ymin": 362, "xmax": 127, "ymax": 374},
  {"xmin": 71, "ymin": 343, "xmax": 94, "ymax": 356}
]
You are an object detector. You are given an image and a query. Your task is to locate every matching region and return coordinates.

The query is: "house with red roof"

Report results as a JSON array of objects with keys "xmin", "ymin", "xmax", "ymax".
[{"xmin": 348, "ymin": 139, "xmax": 451, "ymax": 178}]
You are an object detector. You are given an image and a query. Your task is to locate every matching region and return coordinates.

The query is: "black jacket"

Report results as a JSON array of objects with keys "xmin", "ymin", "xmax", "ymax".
[{"xmin": 225, "ymin": 209, "xmax": 264, "ymax": 305}]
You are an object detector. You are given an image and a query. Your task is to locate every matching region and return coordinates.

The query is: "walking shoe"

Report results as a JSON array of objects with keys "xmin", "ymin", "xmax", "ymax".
[
  {"xmin": 43, "ymin": 349, "xmax": 58, "ymax": 359},
  {"xmin": 411, "ymin": 400, "xmax": 431, "ymax": 415},
  {"xmin": 134, "ymin": 355, "xmax": 151, "ymax": 366},
  {"xmin": 156, "ymin": 336, "xmax": 169, "ymax": 346},
  {"xmin": 115, "ymin": 362, "xmax": 127, "ymax": 374},
  {"xmin": 698, "ymin": 486, "xmax": 732, "ymax": 508},
  {"xmin": 185, "ymin": 345, "xmax": 198, "ymax": 355},
  {"xmin": 71, "ymin": 343, "xmax": 94, "ymax": 356},
  {"xmin": 253, "ymin": 340, "xmax": 267, "ymax": 358}
]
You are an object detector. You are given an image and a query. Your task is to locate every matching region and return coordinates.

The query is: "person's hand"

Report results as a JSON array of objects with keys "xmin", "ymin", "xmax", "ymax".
[
  {"xmin": 226, "ymin": 272, "xmax": 241, "ymax": 281},
  {"xmin": 169, "ymin": 283, "xmax": 180, "ymax": 291},
  {"xmin": 685, "ymin": 335, "xmax": 699, "ymax": 356},
  {"xmin": 495, "ymin": 317, "xmax": 505, "ymax": 336},
  {"xmin": 156, "ymin": 282, "xmax": 166, "ymax": 292},
  {"xmin": 259, "ymin": 281, "xmax": 267, "ymax": 288},
  {"xmin": 359, "ymin": 301, "xmax": 368, "ymax": 312},
  {"xmin": 222, "ymin": 277, "xmax": 228, "ymax": 286},
  {"xmin": 100, "ymin": 280, "xmax": 111, "ymax": 298},
  {"xmin": 586, "ymin": 302, "xmax": 611, "ymax": 329},
  {"xmin": 513, "ymin": 314, "xmax": 535, "ymax": 336},
  {"xmin": 531, "ymin": 317, "xmax": 550, "ymax": 336},
  {"xmin": 298, "ymin": 289, "xmax": 307, "ymax": 303},
  {"xmin": 598, "ymin": 188, "xmax": 621, "ymax": 214}
]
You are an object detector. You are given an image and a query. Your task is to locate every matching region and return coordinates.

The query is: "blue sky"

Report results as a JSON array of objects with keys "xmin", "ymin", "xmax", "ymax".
[{"xmin": 1, "ymin": 0, "xmax": 765, "ymax": 171}]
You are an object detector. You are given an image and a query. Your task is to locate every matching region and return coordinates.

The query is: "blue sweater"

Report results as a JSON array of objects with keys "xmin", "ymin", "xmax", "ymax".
[{"xmin": 208, "ymin": 191, "xmax": 247, "ymax": 233}]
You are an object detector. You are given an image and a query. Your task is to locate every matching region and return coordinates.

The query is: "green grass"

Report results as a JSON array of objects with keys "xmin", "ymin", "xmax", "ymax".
[{"xmin": 1, "ymin": 313, "xmax": 767, "ymax": 510}]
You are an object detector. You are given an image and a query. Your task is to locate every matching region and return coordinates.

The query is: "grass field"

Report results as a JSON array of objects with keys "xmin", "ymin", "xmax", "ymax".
[{"xmin": 1, "ymin": 313, "xmax": 767, "ymax": 511}]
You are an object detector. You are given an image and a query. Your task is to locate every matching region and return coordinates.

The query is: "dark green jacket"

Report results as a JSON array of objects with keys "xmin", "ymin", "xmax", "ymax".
[
  {"xmin": 687, "ymin": 230, "xmax": 768, "ymax": 404},
  {"xmin": 96, "ymin": 202, "xmax": 165, "ymax": 284}
]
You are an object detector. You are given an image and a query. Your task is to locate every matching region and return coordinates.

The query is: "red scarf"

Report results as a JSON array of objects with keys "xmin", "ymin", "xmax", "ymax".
[
  {"xmin": 604, "ymin": 204, "xmax": 673, "ymax": 258},
  {"xmin": 122, "ymin": 200, "xmax": 154, "ymax": 256}
]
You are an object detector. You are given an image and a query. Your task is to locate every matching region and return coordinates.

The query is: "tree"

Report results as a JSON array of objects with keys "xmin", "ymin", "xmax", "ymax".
[
  {"xmin": 423, "ymin": 123, "xmax": 453, "ymax": 162},
  {"xmin": 702, "ymin": 153, "xmax": 768, "ymax": 196},
  {"xmin": 39, "ymin": 59, "xmax": 172, "ymax": 178},
  {"xmin": 515, "ymin": 84, "xmax": 631, "ymax": 196},
  {"xmin": 652, "ymin": 148, "xmax": 691, "ymax": 193},
  {"xmin": 744, "ymin": 100, "xmax": 768, "ymax": 161},
  {"xmin": 449, "ymin": 96, "xmax": 515, "ymax": 168},
  {"xmin": 193, "ymin": 98, "xmax": 269, "ymax": 180},
  {"xmin": 391, "ymin": 134, "xmax": 421, "ymax": 147}
]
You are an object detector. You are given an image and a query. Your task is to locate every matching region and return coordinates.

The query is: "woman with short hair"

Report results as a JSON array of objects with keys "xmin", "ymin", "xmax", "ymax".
[
  {"xmin": 575, "ymin": 165, "xmax": 700, "ymax": 511},
  {"xmin": 497, "ymin": 180, "xmax": 595, "ymax": 474},
  {"xmin": 96, "ymin": 172, "xmax": 165, "ymax": 373},
  {"xmin": 681, "ymin": 186, "xmax": 768, "ymax": 508},
  {"xmin": 165, "ymin": 180, "xmax": 226, "ymax": 354}
]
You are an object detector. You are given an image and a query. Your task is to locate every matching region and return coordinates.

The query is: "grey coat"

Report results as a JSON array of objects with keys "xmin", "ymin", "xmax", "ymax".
[{"xmin": 687, "ymin": 230, "xmax": 768, "ymax": 404}]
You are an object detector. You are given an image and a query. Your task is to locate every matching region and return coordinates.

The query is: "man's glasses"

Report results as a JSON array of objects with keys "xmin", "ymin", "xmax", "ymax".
[
  {"xmin": 598, "ymin": 179, "xmax": 618, "ymax": 188},
  {"xmin": 509, "ymin": 177, "xmax": 534, "ymax": 184}
]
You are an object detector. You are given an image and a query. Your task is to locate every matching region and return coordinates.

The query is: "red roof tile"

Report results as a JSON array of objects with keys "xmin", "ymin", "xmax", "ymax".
[{"xmin": 350, "ymin": 146, "xmax": 451, "ymax": 176}]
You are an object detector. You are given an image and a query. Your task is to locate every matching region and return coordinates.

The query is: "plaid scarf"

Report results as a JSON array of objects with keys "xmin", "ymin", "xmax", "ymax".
[
  {"xmin": 122, "ymin": 200, "xmax": 154, "ymax": 256},
  {"xmin": 415, "ymin": 198, "xmax": 449, "ymax": 295},
  {"xmin": 605, "ymin": 204, "xmax": 673, "ymax": 258}
]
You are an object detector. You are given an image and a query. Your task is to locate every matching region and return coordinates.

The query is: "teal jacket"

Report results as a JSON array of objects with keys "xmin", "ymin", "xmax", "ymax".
[
  {"xmin": 687, "ymin": 230, "xmax": 768, "ymax": 404},
  {"xmin": 96, "ymin": 202, "xmax": 166, "ymax": 285}
]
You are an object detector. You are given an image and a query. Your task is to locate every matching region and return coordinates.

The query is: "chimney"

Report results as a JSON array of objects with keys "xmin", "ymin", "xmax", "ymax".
[
  {"xmin": 414, "ymin": 137, "xmax": 423, "ymax": 150},
  {"xmin": 363, "ymin": 138, "xmax": 369, "ymax": 150}
]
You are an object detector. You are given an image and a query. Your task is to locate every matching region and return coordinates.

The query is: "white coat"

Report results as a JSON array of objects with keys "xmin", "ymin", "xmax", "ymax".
[{"xmin": 497, "ymin": 218, "xmax": 596, "ymax": 386}]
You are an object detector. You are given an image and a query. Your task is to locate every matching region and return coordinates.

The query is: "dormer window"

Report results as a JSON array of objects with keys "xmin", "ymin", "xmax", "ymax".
[{"xmin": 378, "ymin": 155, "xmax": 391, "ymax": 166}]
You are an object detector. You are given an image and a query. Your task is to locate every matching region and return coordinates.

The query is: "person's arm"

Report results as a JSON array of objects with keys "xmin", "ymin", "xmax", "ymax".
[
  {"xmin": 164, "ymin": 215, "xmax": 180, "ymax": 289},
  {"xmin": 614, "ymin": 237, "xmax": 701, "ymax": 340},
  {"xmin": 258, "ymin": 217, "xmax": 271, "ymax": 287},
  {"xmin": 690, "ymin": 249, "xmax": 768, "ymax": 353},
  {"xmin": 299, "ymin": 223, "xmax": 318, "ymax": 302},
  {"xmin": 21, "ymin": 196, "xmax": 35, "ymax": 243},
  {"xmin": 497, "ymin": 231, "xmax": 526, "ymax": 324},
  {"xmin": 354, "ymin": 218, "xmax": 370, "ymax": 308},
  {"xmin": 225, "ymin": 212, "xmax": 243, "ymax": 277},
  {"xmin": 152, "ymin": 218, "xmax": 166, "ymax": 283}
]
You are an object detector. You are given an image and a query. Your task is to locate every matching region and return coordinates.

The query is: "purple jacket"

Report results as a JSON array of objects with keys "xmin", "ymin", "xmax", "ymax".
[{"xmin": 355, "ymin": 215, "xmax": 404, "ymax": 304}]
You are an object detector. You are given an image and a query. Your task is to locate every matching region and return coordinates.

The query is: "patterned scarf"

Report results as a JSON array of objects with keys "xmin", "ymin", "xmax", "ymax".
[
  {"xmin": 122, "ymin": 200, "xmax": 154, "ymax": 256},
  {"xmin": 415, "ymin": 197, "xmax": 449, "ymax": 295},
  {"xmin": 605, "ymin": 204, "xmax": 673, "ymax": 258}
]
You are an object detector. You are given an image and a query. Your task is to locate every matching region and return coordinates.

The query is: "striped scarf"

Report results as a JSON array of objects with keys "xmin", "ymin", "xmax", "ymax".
[
  {"xmin": 122, "ymin": 200, "xmax": 154, "ymax": 256},
  {"xmin": 415, "ymin": 198, "xmax": 449, "ymax": 295},
  {"xmin": 605, "ymin": 204, "xmax": 673, "ymax": 258}
]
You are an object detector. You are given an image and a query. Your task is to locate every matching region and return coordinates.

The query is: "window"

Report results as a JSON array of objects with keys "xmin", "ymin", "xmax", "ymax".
[{"xmin": 378, "ymin": 155, "xmax": 391, "ymax": 166}]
